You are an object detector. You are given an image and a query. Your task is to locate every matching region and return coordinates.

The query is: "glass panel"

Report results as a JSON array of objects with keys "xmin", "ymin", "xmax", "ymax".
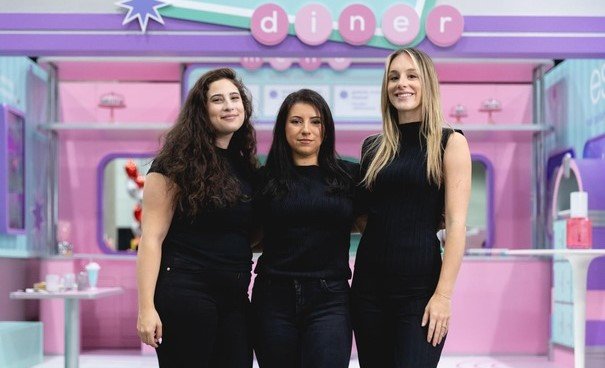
[
  {"xmin": 0, "ymin": 105, "xmax": 26, "ymax": 234},
  {"xmin": 102, "ymin": 157, "xmax": 152, "ymax": 252},
  {"xmin": 466, "ymin": 160, "xmax": 488, "ymax": 249}
]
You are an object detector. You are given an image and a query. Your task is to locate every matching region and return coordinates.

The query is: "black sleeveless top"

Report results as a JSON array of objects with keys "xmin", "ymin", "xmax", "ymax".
[
  {"xmin": 355, "ymin": 122, "xmax": 462, "ymax": 284},
  {"xmin": 148, "ymin": 147, "xmax": 254, "ymax": 272}
]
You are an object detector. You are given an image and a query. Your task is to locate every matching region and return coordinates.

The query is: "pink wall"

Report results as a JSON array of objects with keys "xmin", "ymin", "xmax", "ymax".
[
  {"xmin": 41, "ymin": 256, "xmax": 552, "ymax": 353},
  {"xmin": 0, "ymin": 258, "xmax": 39, "ymax": 321},
  {"xmin": 57, "ymin": 62, "xmax": 181, "ymax": 82},
  {"xmin": 58, "ymin": 82, "xmax": 180, "ymax": 254},
  {"xmin": 444, "ymin": 258, "xmax": 551, "ymax": 354}
]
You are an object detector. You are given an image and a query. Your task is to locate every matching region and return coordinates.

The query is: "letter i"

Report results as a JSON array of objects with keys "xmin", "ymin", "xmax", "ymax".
[{"xmin": 311, "ymin": 11, "xmax": 317, "ymax": 34}]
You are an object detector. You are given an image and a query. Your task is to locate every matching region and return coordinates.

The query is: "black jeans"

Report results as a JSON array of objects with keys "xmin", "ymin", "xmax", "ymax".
[
  {"xmin": 154, "ymin": 265, "xmax": 252, "ymax": 368},
  {"xmin": 251, "ymin": 276, "xmax": 352, "ymax": 368},
  {"xmin": 351, "ymin": 270, "xmax": 446, "ymax": 368}
]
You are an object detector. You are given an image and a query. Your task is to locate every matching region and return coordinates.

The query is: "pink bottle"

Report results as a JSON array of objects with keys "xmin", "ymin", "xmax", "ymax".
[{"xmin": 566, "ymin": 191, "xmax": 592, "ymax": 249}]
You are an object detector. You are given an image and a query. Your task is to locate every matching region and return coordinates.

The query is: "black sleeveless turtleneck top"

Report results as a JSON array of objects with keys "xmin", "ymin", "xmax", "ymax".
[{"xmin": 355, "ymin": 122, "xmax": 461, "ymax": 284}]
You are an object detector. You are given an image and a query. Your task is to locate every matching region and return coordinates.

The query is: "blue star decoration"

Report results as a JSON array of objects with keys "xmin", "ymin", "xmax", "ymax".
[{"xmin": 116, "ymin": 0, "xmax": 169, "ymax": 33}]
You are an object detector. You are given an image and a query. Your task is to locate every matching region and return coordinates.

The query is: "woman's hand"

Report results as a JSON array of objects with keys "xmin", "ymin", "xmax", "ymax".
[
  {"xmin": 137, "ymin": 307, "xmax": 163, "ymax": 348},
  {"xmin": 421, "ymin": 293, "xmax": 451, "ymax": 347}
]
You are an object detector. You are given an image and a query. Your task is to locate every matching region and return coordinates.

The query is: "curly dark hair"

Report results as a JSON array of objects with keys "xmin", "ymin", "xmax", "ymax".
[
  {"xmin": 153, "ymin": 68, "xmax": 258, "ymax": 216},
  {"xmin": 263, "ymin": 89, "xmax": 351, "ymax": 198}
]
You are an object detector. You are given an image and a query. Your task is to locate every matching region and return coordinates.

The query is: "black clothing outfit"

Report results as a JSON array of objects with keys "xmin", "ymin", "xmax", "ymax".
[
  {"xmin": 252, "ymin": 161, "xmax": 359, "ymax": 368},
  {"xmin": 150, "ymin": 147, "xmax": 254, "ymax": 368},
  {"xmin": 351, "ymin": 122, "xmax": 461, "ymax": 368}
]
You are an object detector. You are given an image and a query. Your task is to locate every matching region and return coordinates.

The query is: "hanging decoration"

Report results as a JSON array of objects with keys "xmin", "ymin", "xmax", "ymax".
[
  {"xmin": 124, "ymin": 160, "xmax": 144, "ymax": 251},
  {"xmin": 449, "ymin": 104, "xmax": 468, "ymax": 123},
  {"xmin": 480, "ymin": 98, "xmax": 502, "ymax": 124},
  {"xmin": 98, "ymin": 92, "xmax": 126, "ymax": 123}
]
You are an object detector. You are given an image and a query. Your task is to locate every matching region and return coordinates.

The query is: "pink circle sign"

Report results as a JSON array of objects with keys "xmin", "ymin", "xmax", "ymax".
[
  {"xmin": 251, "ymin": 4, "xmax": 289, "ymax": 46},
  {"xmin": 381, "ymin": 4, "xmax": 420, "ymax": 46},
  {"xmin": 327, "ymin": 58, "xmax": 352, "ymax": 71},
  {"xmin": 299, "ymin": 57, "xmax": 322, "ymax": 71},
  {"xmin": 295, "ymin": 4, "xmax": 333, "ymax": 46},
  {"xmin": 425, "ymin": 5, "xmax": 464, "ymax": 47},
  {"xmin": 338, "ymin": 4, "xmax": 376, "ymax": 46},
  {"xmin": 269, "ymin": 58, "xmax": 294, "ymax": 71},
  {"xmin": 240, "ymin": 57, "xmax": 264, "ymax": 70}
]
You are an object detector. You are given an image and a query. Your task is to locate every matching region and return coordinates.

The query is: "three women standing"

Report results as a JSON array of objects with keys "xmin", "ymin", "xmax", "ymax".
[{"xmin": 137, "ymin": 47, "xmax": 470, "ymax": 368}]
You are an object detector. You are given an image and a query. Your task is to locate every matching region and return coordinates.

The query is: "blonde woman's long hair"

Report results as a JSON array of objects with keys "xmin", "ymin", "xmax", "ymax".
[{"xmin": 362, "ymin": 48, "xmax": 446, "ymax": 189}]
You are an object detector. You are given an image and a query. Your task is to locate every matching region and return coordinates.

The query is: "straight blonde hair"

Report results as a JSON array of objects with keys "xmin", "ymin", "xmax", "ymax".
[{"xmin": 362, "ymin": 48, "xmax": 446, "ymax": 188}]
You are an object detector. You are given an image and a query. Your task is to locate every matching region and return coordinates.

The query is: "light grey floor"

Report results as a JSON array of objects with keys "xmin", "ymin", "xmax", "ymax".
[{"xmin": 33, "ymin": 352, "xmax": 564, "ymax": 368}]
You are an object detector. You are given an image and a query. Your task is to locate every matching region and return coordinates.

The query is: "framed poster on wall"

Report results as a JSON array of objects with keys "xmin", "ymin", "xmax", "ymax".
[{"xmin": 0, "ymin": 104, "xmax": 25, "ymax": 234}]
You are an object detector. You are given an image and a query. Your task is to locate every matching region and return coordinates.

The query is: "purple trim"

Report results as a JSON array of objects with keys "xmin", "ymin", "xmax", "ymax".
[
  {"xmin": 97, "ymin": 152, "xmax": 154, "ymax": 255},
  {"xmin": 583, "ymin": 133, "xmax": 605, "ymax": 158},
  {"xmin": 0, "ymin": 104, "xmax": 26, "ymax": 235},
  {"xmin": 414, "ymin": 37, "xmax": 605, "ymax": 59},
  {"xmin": 547, "ymin": 148, "xmax": 576, "ymax": 183},
  {"xmin": 0, "ymin": 13, "xmax": 237, "ymax": 31},
  {"xmin": 1, "ymin": 32, "xmax": 604, "ymax": 58},
  {"xmin": 0, "ymin": 13, "xmax": 604, "ymax": 58},
  {"xmin": 0, "ymin": 33, "xmax": 391, "ymax": 57},
  {"xmin": 587, "ymin": 253, "xmax": 605, "ymax": 290},
  {"xmin": 471, "ymin": 154, "xmax": 495, "ymax": 249},
  {"xmin": 587, "ymin": 320, "xmax": 605, "ymax": 346},
  {"xmin": 3, "ymin": 14, "xmax": 604, "ymax": 33},
  {"xmin": 464, "ymin": 16, "xmax": 605, "ymax": 33}
]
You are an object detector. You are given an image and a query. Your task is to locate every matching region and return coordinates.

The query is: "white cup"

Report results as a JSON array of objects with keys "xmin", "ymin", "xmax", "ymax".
[
  {"xmin": 46, "ymin": 274, "xmax": 60, "ymax": 292},
  {"xmin": 85, "ymin": 262, "xmax": 101, "ymax": 289},
  {"xmin": 63, "ymin": 273, "xmax": 76, "ymax": 290}
]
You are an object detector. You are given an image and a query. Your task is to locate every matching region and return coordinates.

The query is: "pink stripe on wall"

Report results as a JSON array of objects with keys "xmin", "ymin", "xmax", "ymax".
[
  {"xmin": 587, "ymin": 291, "xmax": 605, "ymax": 320},
  {"xmin": 57, "ymin": 62, "xmax": 182, "ymax": 82},
  {"xmin": 442, "ymin": 258, "xmax": 551, "ymax": 354},
  {"xmin": 553, "ymin": 344, "xmax": 574, "ymax": 368}
]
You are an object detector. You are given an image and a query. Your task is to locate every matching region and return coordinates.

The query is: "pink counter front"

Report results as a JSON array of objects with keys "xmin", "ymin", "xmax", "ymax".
[{"xmin": 41, "ymin": 255, "xmax": 552, "ymax": 356}]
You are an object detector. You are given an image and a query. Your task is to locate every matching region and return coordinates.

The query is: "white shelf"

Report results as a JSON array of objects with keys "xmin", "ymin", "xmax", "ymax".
[
  {"xmin": 40, "ymin": 123, "xmax": 171, "ymax": 131},
  {"xmin": 448, "ymin": 124, "xmax": 551, "ymax": 132},
  {"xmin": 41, "ymin": 122, "xmax": 551, "ymax": 133},
  {"xmin": 46, "ymin": 253, "xmax": 137, "ymax": 261}
]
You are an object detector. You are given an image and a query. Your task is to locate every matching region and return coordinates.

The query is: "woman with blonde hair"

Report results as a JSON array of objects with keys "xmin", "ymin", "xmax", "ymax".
[{"xmin": 351, "ymin": 48, "xmax": 471, "ymax": 367}]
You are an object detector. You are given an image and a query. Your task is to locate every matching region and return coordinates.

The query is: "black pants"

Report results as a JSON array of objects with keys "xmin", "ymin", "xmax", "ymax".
[
  {"xmin": 251, "ymin": 276, "xmax": 352, "ymax": 368},
  {"xmin": 154, "ymin": 266, "xmax": 252, "ymax": 368},
  {"xmin": 351, "ymin": 270, "xmax": 446, "ymax": 368}
]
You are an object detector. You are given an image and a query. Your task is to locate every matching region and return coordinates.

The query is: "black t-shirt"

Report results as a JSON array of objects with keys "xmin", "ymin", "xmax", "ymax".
[
  {"xmin": 255, "ymin": 160, "xmax": 360, "ymax": 280},
  {"xmin": 148, "ymin": 148, "xmax": 254, "ymax": 272}
]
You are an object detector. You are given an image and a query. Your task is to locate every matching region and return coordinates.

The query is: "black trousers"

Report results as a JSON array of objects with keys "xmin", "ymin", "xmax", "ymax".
[
  {"xmin": 154, "ymin": 266, "xmax": 252, "ymax": 368},
  {"xmin": 351, "ymin": 270, "xmax": 446, "ymax": 368},
  {"xmin": 251, "ymin": 276, "xmax": 352, "ymax": 368}
]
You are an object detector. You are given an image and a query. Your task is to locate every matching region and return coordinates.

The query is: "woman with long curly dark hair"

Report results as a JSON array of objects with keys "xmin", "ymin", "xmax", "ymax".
[
  {"xmin": 136, "ymin": 68, "xmax": 258, "ymax": 368},
  {"xmin": 252, "ymin": 89, "xmax": 359, "ymax": 368}
]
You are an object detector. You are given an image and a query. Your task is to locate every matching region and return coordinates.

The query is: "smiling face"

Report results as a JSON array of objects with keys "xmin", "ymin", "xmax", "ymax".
[
  {"xmin": 387, "ymin": 53, "xmax": 423, "ymax": 123},
  {"xmin": 285, "ymin": 102, "xmax": 323, "ymax": 166},
  {"xmin": 206, "ymin": 78, "xmax": 245, "ymax": 145}
]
